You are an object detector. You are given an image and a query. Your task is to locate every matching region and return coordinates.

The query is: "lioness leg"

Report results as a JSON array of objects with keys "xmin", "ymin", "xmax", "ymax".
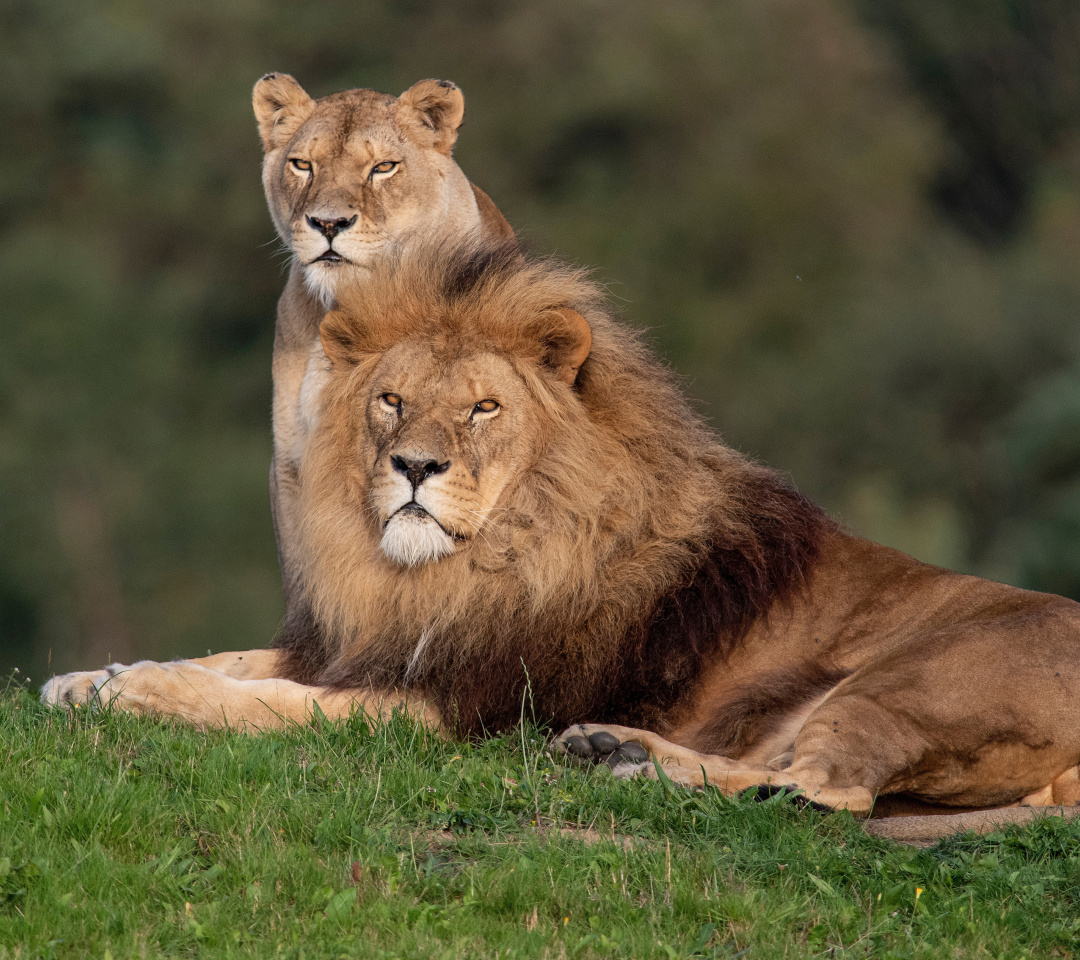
[
  {"xmin": 554, "ymin": 723, "xmax": 874, "ymax": 813},
  {"xmin": 42, "ymin": 660, "xmax": 441, "ymax": 733}
]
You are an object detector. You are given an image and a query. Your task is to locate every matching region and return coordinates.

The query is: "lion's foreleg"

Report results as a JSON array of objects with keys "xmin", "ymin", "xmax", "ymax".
[
  {"xmin": 42, "ymin": 649, "xmax": 285, "ymax": 708},
  {"xmin": 181, "ymin": 649, "xmax": 283, "ymax": 680},
  {"xmin": 42, "ymin": 660, "xmax": 442, "ymax": 734},
  {"xmin": 555, "ymin": 723, "xmax": 874, "ymax": 814}
]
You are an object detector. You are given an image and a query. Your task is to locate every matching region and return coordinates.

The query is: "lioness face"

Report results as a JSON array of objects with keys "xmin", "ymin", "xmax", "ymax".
[
  {"xmin": 254, "ymin": 75, "xmax": 474, "ymax": 308},
  {"xmin": 361, "ymin": 342, "xmax": 537, "ymax": 567}
]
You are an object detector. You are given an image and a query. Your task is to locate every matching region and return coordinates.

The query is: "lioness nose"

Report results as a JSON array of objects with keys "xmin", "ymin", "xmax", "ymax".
[
  {"xmin": 306, "ymin": 214, "xmax": 357, "ymax": 240},
  {"xmin": 391, "ymin": 455, "xmax": 450, "ymax": 490}
]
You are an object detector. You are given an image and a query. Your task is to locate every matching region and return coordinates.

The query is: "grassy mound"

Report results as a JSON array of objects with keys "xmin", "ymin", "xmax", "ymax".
[{"xmin": 3, "ymin": 684, "xmax": 1079, "ymax": 958}]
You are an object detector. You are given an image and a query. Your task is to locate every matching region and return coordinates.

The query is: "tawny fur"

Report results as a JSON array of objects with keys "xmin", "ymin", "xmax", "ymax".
[{"xmin": 43, "ymin": 238, "xmax": 1080, "ymax": 845}]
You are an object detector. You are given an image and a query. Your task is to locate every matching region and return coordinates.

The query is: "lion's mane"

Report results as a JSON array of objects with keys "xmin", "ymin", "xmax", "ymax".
[{"xmin": 277, "ymin": 239, "xmax": 831, "ymax": 736}]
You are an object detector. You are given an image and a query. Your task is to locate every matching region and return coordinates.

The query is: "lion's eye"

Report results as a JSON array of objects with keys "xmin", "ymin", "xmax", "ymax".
[
  {"xmin": 369, "ymin": 160, "xmax": 399, "ymax": 180},
  {"xmin": 381, "ymin": 393, "xmax": 403, "ymax": 412},
  {"xmin": 471, "ymin": 399, "xmax": 500, "ymax": 418},
  {"xmin": 288, "ymin": 158, "xmax": 313, "ymax": 175}
]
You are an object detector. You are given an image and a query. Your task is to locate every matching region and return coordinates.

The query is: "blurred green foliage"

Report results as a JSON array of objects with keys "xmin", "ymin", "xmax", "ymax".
[{"xmin": 2, "ymin": 0, "xmax": 1079, "ymax": 678}]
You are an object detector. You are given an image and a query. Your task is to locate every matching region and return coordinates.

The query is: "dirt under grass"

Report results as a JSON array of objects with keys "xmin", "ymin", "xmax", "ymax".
[{"xmin": 2, "ymin": 683, "xmax": 1079, "ymax": 959}]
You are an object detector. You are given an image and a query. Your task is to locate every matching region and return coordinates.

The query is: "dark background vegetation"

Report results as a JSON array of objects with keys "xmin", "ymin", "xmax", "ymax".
[{"xmin": 2, "ymin": 0, "xmax": 1080, "ymax": 680}]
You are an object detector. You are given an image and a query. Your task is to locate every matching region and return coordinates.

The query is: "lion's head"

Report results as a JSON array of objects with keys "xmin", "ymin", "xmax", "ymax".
[
  {"xmin": 253, "ymin": 74, "xmax": 482, "ymax": 307},
  {"xmin": 288, "ymin": 241, "xmax": 828, "ymax": 734},
  {"xmin": 317, "ymin": 261, "xmax": 591, "ymax": 569}
]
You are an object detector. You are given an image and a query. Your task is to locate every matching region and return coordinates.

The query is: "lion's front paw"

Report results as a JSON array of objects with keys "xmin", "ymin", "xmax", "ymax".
[
  {"xmin": 554, "ymin": 724, "xmax": 651, "ymax": 777},
  {"xmin": 40, "ymin": 663, "xmax": 129, "ymax": 707}
]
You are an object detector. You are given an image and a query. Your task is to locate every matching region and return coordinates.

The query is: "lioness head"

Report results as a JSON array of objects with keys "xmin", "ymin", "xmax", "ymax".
[
  {"xmin": 315, "ymin": 247, "xmax": 592, "ymax": 568},
  {"xmin": 254, "ymin": 74, "xmax": 479, "ymax": 307}
]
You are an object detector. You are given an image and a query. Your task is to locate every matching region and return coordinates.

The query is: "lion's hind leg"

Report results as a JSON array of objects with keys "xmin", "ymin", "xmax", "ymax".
[
  {"xmin": 1016, "ymin": 765, "xmax": 1080, "ymax": 807},
  {"xmin": 1052, "ymin": 766, "xmax": 1080, "ymax": 804},
  {"xmin": 553, "ymin": 723, "xmax": 874, "ymax": 814}
]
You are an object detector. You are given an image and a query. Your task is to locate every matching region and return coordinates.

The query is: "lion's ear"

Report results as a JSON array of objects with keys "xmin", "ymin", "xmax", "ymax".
[
  {"xmin": 397, "ymin": 79, "xmax": 465, "ymax": 154},
  {"xmin": 253, "ymin": 73, "xmax": 314, "ymax": 152},
  {"xmin": 320, "ymin": 310, "xmax": 373, "ymax": 367},
  {"xmin": 530, "ymin": 308, "xmax": 592, "ymax": 386}
]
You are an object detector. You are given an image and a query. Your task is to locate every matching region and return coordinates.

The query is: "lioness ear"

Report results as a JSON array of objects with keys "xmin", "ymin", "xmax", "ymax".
[
  {"xmin": 531, "ymin": 308, "xmax": 592, "ymax": 386},
  {"xmin": 320, "ymin": 310, "xmax": 372, "ymax": 367},
  {"xmin": 253, "ymin": 73, "xmax": 314, "ymax": 152},
  {"xmin": 397, "ymin": 79, "xmax": 465, "ymax": 154}
]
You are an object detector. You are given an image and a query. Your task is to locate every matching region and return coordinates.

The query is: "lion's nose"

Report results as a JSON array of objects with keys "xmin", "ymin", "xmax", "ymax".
[
  {"xmin": 306, "ymin": 214, "xmax": 357, "ymax": 240},
  {"xmin": 391, "ymin": 455, "xmax": 450, "ymax": 491}
]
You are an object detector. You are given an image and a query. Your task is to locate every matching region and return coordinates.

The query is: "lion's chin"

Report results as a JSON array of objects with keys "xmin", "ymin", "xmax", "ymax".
[{"xmin": 380, "ymin": 509, "xmax": 456, "ymax": 567}]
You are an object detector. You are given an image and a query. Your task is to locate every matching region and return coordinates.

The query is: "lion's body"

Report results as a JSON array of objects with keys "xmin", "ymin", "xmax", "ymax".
[
  {"xmin": 253, "ymin": 74, "xmax": 513, "ymax": 607},
  {"xmin": 660, "ymin": 533, "xmax": 1080, "ymax": 807},
  {"xmin": 43, "ymin": 240, "xmax": 1080, "ymax": 840}
]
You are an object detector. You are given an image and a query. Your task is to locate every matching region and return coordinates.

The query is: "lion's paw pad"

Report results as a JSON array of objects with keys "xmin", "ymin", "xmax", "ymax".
[{"xmin": 557, "ymin": 730, "xmax": 649, "ymax": 770}]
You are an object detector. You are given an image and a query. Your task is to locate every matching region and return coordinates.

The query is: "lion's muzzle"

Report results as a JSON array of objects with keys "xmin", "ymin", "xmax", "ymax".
[{"xmin": 379, "ymin": 455, "xmax": 457, "ymax": 567}]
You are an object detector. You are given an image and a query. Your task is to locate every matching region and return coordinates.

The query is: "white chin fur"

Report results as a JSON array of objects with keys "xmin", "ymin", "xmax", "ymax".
[
  {"xmin": 381, "ymin": 511, "xmax": 456, "ymax": 567},
  {"xmin": 302, "ymin": 262, "xmax": 342, "ymax": 309}
]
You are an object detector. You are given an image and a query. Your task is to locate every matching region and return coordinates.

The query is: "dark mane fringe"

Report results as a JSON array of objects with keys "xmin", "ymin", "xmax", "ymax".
[
  {"xmin": 605, "ymin": 479, "xmax": 830, "ymax": 730},
  {"xmin": 274, "ymin": 602, "xmax": 333, "ymax": 688},
  {"xmin": 693, "ymin": 660, "xmax": 851, "ymax": 757}
]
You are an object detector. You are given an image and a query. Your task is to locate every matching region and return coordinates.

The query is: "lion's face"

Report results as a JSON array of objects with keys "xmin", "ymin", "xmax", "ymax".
[
  {"xmin": 254, "ymin": 75, "xmax": 477, "ymax": 307},
  {"xmin": 314, "ymin": 281, "xmax": 593, "ymax": 569},
  {"xmin": 361, "ymin": 342, "xmax": 538, "ymax": 567}
]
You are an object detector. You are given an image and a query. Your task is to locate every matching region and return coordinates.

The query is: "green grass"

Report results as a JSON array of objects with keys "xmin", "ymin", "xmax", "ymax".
[{"xmin": 2, "ymin": 683, "xmax": 1080, "ymax": 959}]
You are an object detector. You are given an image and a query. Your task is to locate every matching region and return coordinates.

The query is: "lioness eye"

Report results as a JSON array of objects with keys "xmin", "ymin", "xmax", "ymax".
[
  {"xmin": 472, "ymin": 399, "xmax": 500, "ymax": 417},
  {"xmin": 381, "ymin": 393, "xmax": 403, "ymax": 412},
  {"xmin": 288, "ymin": 158, "xmax": 312, "ymax": 174},
  {"xmin": 370, "ymin": 160, "xmax": 398, "ymax": 179}
]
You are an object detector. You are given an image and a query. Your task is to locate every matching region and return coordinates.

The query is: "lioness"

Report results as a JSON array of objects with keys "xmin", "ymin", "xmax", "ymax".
[
  {"xmin": 253, "ymin": 72, "xmax": 513, "ymax": 610},
  {"xmin": 43, "ymin": 241, "xmax": 1080, "ymax": 841}
]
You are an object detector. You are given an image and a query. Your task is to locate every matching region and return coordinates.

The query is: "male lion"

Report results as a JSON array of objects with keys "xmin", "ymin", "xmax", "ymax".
[
  {"xmin": 43, "ymin": 241, "xmax": 1080, "ymax": 840},
  {"xmin": 253, "ymin": 73, "xmax": 514, "ymax": 612}
]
